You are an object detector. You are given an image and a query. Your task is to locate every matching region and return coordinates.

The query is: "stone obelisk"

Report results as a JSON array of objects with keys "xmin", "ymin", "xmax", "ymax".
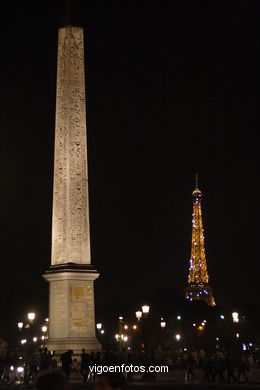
[{"xmin": 43, "ymin": 4, "xmax": 101, "ymax": 353}]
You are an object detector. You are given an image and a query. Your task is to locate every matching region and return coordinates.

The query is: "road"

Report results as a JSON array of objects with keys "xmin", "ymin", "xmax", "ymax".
[{"xmin": 1, "ymin": 369, "xmax": 260, "ymax": 390}]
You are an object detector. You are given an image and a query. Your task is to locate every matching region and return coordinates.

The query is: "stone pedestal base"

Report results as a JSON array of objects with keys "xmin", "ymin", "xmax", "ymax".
[
  {"xmin": 43, "ymin": 264, "xmax": 101, "ymax": 354},
  {"xmin": 46, "ymin": 337, "xmax": 101, "ymax": 355}
]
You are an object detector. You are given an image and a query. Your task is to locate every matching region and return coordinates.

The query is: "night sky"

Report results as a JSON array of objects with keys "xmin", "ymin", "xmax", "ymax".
[{"xmin": 1, "ymin": 0, "xmax": 260, "ymax": 340}]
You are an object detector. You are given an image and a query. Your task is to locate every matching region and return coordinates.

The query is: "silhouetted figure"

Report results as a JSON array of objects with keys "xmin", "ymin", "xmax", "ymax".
[
  {"xmin": 203, "ymin": 356, "xmax": 214, "ymax": 382},
  {"xmin": 39, "ymin": 348, "xmax": 51, "ymax": 371},
  {"xmin": 238, "ymin": 355, "xmax": 250, "ymax": 383},
  {"xmin": 185, "ymin": 352, "xmax": 197, "ymax": 382},
  {"xmin": 94, "ymin": 373, "xmax": 127, "ymax": 390},
  {"xmin": 24, "ymin": 353, "xmax": 39, "ymax": 384},
  {"xmin": 226, "ymin": 353, "xmax": 237, "ymax": 383},
  {"xmin": 60, "ymin": 350, "xmax": 73, "ymax": 379},
  {"xmin": 35, "ymin": 371, "xmax": 69, "ymax": 390},
  {"xmin": 213, "ymin": 355, "xmax": 225, "ymax": 384},
  {"xmin": 80, "ymin": 349, "xmax": 91, "ymax": 383}
]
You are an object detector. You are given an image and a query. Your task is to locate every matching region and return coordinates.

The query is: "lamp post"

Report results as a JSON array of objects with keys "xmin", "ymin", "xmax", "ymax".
[
  {"xmin": 27, "ymin": 313, "xmax": 36, "ymax": 323},
  {"xmin": 142, "ymin": 305, "xmax": 150, "ymax": 317},
  {"xmin": 136, "ymin": 311, "xmax": 142, "ymax": 321},
  {"xmin": 141, "ymin": 305, "xmax": 150, "ymax": 360}
]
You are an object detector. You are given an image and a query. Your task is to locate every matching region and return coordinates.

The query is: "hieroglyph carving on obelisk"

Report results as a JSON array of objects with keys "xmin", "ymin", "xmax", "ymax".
[
  {"xmin": 44, "ymin": 20, "xmax": 101, "ymax": 353},
  {"xmin": 52, "ymin": 26, "xmax": 90, "ymax": 265}
]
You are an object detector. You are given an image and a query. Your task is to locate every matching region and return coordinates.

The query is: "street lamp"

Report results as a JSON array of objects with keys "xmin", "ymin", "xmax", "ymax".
[
  {"xmin": 17, "ymin": 322, "xmax": 23, "ymax": 330},
  {"xmin": 175, "ymin": 334, "xmax": 181, "ymax": 341},
  {"xmin": 27, "ymin": 313, "xmax": 36, "ymax": 323},
  {"xmin": 21, "ymin": 339, "xmax": 27, "ymax": 344},
  {"xmin": 42, "ymin": 326, "xmax": 48, "ymax": 333},
  {"xmin": 33, "ymin": 337, "xmax": 38, "ymax": 342},
  {"xmin": 160, "ymin": 321, "xmax": 166, "ymax": 328},
  {"xmin": 177, "ymin": 315, "xmax": 182, "ymax": 320},
  {"xmin": 232, "ymin": 312, "xmax": 239, "ymax": 323},
  {"xmin": 142, "ymin": 305, "xmax": 150, "ymax": 315},
  {"xmin": 45, "ymin": 318, "xmax": 49, "ymax": 323},
  {"xmin": 135, "ymin": 311, "xmax": 142, "ymax": 321},
  {"xmin": 100, "ymin": 330, "xmax": 105, "ymax": 334},
  {"xmin": 123, "ymin": 336, "xmax": 128, "ymax": 342},
  {"xmin": 96, "ymin": 323, "xmax": 102, "ymax": 330},
  {"xmin": 220, "ymin": 315, "xmax": 225, "ymax": 320}
]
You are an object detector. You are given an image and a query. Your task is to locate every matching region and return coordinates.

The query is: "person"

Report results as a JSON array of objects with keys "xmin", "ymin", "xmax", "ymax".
[
  {"xmin": 213, "ymin": 354, "xmax": 226, "ymax": 384},
  {"xmin": 184, "ymin": 352, "xmax": 197, "ymax": 382},
  {"xmin": 94, "ymin": 373, "xmax": 127, "ymax": 390},
  {"xmin": 202, "ymin": 355, "xmax": 215, "ymax": 383},
  {"xmin": 238, "ymin": 355, "xmax": 250, "ymax": 383},
  {"xmin": 35, "ymin": 371, "xmax": 69, "ymax": 390},
  {"xmin": 225, "ymin": 352, "xmax": 237, "ymax": 383},
  {"xmin": 39, "ymin": 348, "xmax": 51, "ymax": 371},
  {"xmin": 80, "ymin": 348, "xmax": 91, "ymax": 383},
  {"xmin": 60, "ymin": 350, "xmax": 73, "ymax": 379}
]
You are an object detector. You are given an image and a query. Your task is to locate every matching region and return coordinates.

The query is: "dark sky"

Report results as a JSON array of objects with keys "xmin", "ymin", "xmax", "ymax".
[{"xmin": 1, "ymin": 0, "xmax": 260, "ymax": 339}]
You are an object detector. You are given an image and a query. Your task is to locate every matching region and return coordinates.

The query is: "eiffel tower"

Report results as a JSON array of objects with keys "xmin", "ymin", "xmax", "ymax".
[{"xmin": 185, "ymin": 175, "xmax": 216, "ymax": 306}]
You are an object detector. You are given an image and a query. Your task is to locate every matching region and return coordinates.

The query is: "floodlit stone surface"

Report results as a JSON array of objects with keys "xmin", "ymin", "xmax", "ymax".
[
  {"xmin": 52, "ymin": 26, "xmax": 90, "ymax": 266},
  {"xmin": 44, "ymin": 25, "xmax": 100, "ymax": 353}
]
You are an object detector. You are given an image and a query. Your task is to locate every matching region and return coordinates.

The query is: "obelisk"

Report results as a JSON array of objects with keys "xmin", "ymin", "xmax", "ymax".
[{"xmin": 43, "ymin": 3, "xmax": 101, "ymax": 353}]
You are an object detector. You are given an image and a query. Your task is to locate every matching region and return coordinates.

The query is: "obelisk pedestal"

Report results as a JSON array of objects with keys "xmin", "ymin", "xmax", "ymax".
[{"xmin": 43, "ymin": 16, "xmax": 101, "ymax": 353}]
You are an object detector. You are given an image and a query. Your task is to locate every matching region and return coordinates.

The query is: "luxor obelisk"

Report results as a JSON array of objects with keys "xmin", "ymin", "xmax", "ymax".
[{"xmin": 43, "ymin": 6, "xmax": 101, "ymax": 353}]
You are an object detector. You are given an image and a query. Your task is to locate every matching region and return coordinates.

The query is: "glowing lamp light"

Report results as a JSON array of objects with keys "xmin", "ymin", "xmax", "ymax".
[
  {"xmin": 100, "ymin": 330, "xmax": 105, "ymax": 334},
  {"xmin": 42, "ymin": 326, "xmax": 48, "ymax": 333},
  {"xmin": 21, "ymin": 339, "xmax": 27, "ymax": 344},
  {"xmin": 135, "ymin": 311, "xmax": 143, "ymax": 321},
  {"xmin": 133, "ymin": 325, "xmax": 137, "ymax": 330},
  {"xmin": 232, "ymin": 312, "xmax": 239, "ymax": 323},
  {"xmin": 160, "ymin": 321, "xmax": 166, "ymax": 328},
  {"xmin": 115, "ymin": 334, "xmax": 119, "ymax": 340},
  {"xmin": 96, "ymin": 323, "xmax": 102, "ymax": 330},
  {"xmin": 41, "ymin": 336, "xmax": 45, "ymax": 341},
  {"xmin": 124, "ymin": 325, "xmax": 128, "ymax": 330},
  {"xmin": 17, "ymin": 322, "xmax": 23, "ymax": 330},
  {"xmin": 10, "ymin": 366, "xmax": 14, "ymax": 371},
  {"xmin": 123, "ymin": 336, "xmax": 128, "ymax": 342},
  {"xmin": 28, "ymin": 312, "xmax": 36, "ymax": 322},
  {"xmin": 17, "ymin": 367, "xmax": 24, "ymax": 373},
  {"xmin": 175, "ymin": 334, "xmax": 181, "ymax": 341},
  {"xmin": 142, "ymin": 305, "xmax": 150, "ymax": 315},
  {"xmin": 119, "ymin": 316, "xmax": 123, "ymax": 321},
  {"xmin": 220, "ymin": 315, "xmax": 225, "ymax": 320},
  {"xmin": 45, "ymin": 318, "xmax": 49, "ymax": 322},
  {"xmin": 33, "ymin": 337, "xmax": 38, "ymax": 342},
  {"xmin": 236, "ymin": 333, "xmax": 240, "ymax": 338},
  {"xmin": 177, "ymin": 315, "xmax": 182, "ymax": 320}
]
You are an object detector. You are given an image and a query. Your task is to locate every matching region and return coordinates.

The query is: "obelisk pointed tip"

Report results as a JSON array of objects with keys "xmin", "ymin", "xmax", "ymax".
[{"xmin": 60, "ymin": 0, "xmax": 82, "ymax": 28}]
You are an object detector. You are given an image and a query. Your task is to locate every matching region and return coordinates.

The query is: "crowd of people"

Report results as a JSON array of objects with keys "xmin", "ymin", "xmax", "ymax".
[
  {"xmin": 0, "ymin": 345, "xmax": 258, "ymax": 387},
  {"xmin": 166, "ymin": 349, "xmax": 255, "ymax": 384}
]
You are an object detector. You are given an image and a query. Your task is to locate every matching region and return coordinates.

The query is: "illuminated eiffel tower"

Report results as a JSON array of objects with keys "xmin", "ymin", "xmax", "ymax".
[{"xmin": 185, "ymin": 175, "xmax": 216, "ymax": 306}]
